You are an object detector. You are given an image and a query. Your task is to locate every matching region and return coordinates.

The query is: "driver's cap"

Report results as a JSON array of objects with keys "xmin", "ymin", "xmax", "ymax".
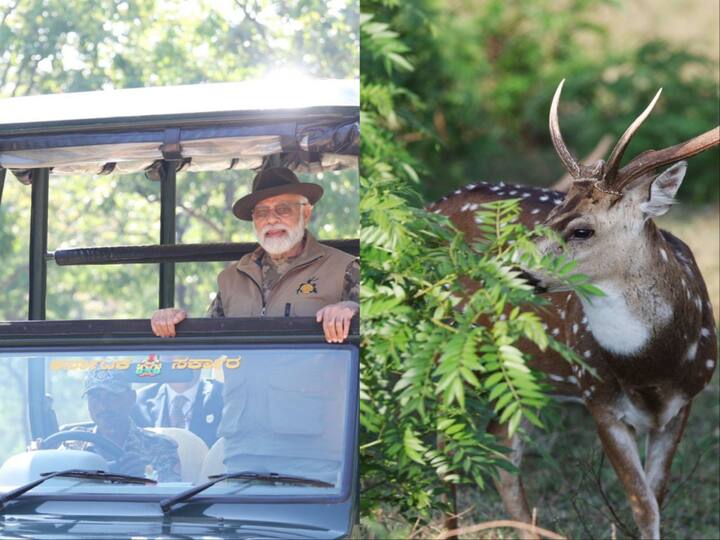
[{"xmin": 82, "ymin": 366, "xmax": 131, "ymax": 396}]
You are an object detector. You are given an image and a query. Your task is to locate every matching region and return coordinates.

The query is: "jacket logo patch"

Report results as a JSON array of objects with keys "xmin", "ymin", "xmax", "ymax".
[{"xmin": 297, "ymin": 277, "xmax": 318, "ymax": 295}]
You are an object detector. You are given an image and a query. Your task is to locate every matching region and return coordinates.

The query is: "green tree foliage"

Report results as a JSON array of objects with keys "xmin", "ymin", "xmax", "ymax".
[
  {"xmin": 360, "ymin": 1, "xmax": 601, "ymax": 519},
  {"xmin": 370, "ymin": 0, "xmax": 718, "ymax": 204}
]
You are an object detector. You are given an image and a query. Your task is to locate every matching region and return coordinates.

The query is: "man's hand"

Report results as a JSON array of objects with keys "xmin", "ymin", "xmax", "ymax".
[
  {"xmin": 151, "ymin": 308, "xmax": 187, "ymax": 337},
  {"xmin": 316, "ymin": 301, "xmax": 358, "ymax": 343}
]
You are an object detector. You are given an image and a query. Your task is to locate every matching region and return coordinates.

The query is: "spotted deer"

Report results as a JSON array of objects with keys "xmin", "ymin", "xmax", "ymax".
[{"xmin": 430, "ymin": 81, "xmax": 719, "ymax": 539}]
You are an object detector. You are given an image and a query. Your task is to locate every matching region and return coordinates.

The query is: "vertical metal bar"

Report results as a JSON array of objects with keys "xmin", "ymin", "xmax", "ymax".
[
  {"xmin": 0, "ymin": 168, "xmax": 6, "ymax": 208},
  {"xmin": 29, "ymin": 168, "xmax": 49, "ymax": 321},
  {"xmin": 28, "ymin": 168, "xmax": 49, "ymax": 438},
  {"xmin": 159, "ymin": 161, "xmax": 176, "ymax": 308}
]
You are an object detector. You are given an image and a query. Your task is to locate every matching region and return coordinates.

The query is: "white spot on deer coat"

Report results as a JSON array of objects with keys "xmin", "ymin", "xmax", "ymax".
[
  {"xmin": 509, "ymin": 190, "xmax": 518, "ymax": 195},
  {"xmin": 583, "ymin": 350, "xmax": 592, "ymax": 359},
  {"xmin": 572, "ymin": 323, "xmax": 579, "ymax": 334},
  {"xmin": 531, "ymin": 208, "xmax": 541, "ymax": 215},
  {"xmin": 700, "ymin": 328, "xmax": 711, "ymax": 338},
  {"xmin": 581, "ymin": 283, "xmax": 655, "ymax": 356},
  {"xmin": 539, "ymin": 195, "xmax": 549, "ymax": 202},
  {"xmin": 707, "ymin": 359, "xmax": 715, "ymax": 370},
  {"xmin": 686, "ymin": 341, "xmax": 698, "ymax": 361},
  {"xmin": 552, "ymin": 328, "xmax": 560, "ymax": 336},
  {"xmin": 659, "ymin": 248, "xmax": 668, "ymax": 262}
]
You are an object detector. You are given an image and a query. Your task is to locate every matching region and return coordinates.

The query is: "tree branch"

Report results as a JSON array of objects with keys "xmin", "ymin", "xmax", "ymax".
[
  {"xmin": 177, "ymin": 203, "xmax": 224, "ymax": 237},
  {"xmin": 0, "ymin": 1, "xmax": 18, "ymax": 29},
  {"xmin": 234, "ymin": 0, "xmax": 267, "ymax": 38}
]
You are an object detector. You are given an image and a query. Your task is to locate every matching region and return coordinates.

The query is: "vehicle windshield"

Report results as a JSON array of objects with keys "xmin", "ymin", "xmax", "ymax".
[{"xmin": 0, "ymin": 345, "xmax": 355, "ymax": 500}]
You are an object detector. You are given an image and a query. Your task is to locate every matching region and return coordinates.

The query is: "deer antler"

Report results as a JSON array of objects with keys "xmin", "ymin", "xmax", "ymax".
[
  {"xmin": 602, "ymin": 89, "xmax": 663, "ymax": 187},
  {"xmin": 614, "ymin": 126, "xmax": 720, "ymax": 190},
  {"xmin": 549, "ymin": 80, "xmax": 605, "ymax": 180},
  {"xmin": 549, "ymin": 80, "xmax": 720, "ymax": 193}
]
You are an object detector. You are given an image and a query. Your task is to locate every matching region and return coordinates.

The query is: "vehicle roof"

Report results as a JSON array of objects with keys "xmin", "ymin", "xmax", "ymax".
[
  {"xmin": 0, "ymin": 79, "xmax": 358, "ymax": 132},
  {"xmin": 0, "ymin": 79, "xmax": 358, "ymax": 176}
]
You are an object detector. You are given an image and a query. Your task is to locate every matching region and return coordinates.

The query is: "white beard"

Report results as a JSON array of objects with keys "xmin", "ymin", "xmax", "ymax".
[{"xmin": 254, "ymin": 214, "xmax": 306, "ymax": 255}]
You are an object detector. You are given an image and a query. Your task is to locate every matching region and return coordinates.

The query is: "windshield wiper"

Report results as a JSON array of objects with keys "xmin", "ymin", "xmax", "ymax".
[
  {"xmin": 0, "ymin": 469, "xmax": 156, "ymax": 511},
  {"xmin": 160, "ymin": 470, "xmax": 334, "ymax": 513}
]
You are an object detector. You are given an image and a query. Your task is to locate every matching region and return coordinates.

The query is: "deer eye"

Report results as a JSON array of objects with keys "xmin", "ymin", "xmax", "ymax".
[{"xmin": 571, "ymin": 228, "xmax": 594, "ymax": 240}]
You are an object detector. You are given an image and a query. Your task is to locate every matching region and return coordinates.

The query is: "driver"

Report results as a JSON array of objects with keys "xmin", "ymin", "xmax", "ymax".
[{"xmin": 65, "ymin": 367, "xmax": 182, "ymax": 482}]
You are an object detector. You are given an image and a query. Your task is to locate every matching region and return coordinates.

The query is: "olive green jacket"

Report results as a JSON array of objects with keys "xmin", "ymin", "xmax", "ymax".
[{"xmin": 216, "ymin": 232, "xmax": 356, "ymax": 317}]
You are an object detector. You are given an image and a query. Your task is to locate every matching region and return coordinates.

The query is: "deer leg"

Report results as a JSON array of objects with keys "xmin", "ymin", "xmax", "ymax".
[
  {"xmin": 487, "ymin": 419, "xmax": 537, "ymax": 539},
  {"xmin": 593, "ymin": 415, "xmax": 660, "ymax": 540},
  {"xmin": 644, "ymin": 403, "xmax": 692, "ymax": 507}
]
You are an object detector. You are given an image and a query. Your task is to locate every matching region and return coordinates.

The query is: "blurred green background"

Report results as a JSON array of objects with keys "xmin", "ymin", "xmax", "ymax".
[{"xmin": 368, "ymin": 0, "xmax": 718, "ymax": 203}]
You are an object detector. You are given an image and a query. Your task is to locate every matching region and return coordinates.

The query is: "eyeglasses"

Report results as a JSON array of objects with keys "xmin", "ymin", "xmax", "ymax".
[{"xmin": 251, "ymin": 202, "xmax": 307, "ymax": 220}]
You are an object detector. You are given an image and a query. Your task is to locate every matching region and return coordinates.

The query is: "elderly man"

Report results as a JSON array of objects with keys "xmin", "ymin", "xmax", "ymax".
[{"xmin": 151, "ymin": 167, "xmax": 359, "ymax": 342}]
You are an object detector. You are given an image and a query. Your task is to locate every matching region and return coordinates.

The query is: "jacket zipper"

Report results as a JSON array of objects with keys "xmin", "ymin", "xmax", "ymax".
[
  {"xmin": 237, "ymin": 254, "xmax": 322, "ymax": 317},
  {"xmin": 236, "ymin": 270, "xmax": 266, "ymax": 317}
]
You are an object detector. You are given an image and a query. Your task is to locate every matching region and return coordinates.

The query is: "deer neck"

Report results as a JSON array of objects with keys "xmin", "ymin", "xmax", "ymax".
[{"xmin": 579, "ymin": 224, "xmax": 674, "ymax": 357}]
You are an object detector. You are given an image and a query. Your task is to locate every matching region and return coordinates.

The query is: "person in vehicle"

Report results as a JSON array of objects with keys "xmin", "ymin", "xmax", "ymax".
[
  {"xmin": 66, "ymin": 367, "xmax": 182, "ymax": 482},
  {"xmin": 150, "ymin": 167, "xmax": 359, "ymax": 342},
  {"xmin": 133, "ymin": 368, "xmax": 223, "ymax": 448}
]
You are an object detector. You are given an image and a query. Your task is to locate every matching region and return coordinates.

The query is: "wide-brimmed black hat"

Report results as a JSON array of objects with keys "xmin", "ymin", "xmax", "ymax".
[{"xmin": 232, "ymin": 167, "xmax": 324, "ymax": 221}]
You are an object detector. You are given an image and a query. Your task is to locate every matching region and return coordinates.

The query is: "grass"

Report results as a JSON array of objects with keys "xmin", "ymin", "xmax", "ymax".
[{"xmin": 361, "ymin": 206, "xmax": 720, "ymax": 539}]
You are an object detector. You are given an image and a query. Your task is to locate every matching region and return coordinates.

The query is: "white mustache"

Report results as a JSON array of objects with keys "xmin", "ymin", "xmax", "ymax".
[{"xmin": 260, "ymin": 225, "xmax": 289, "ymax": 237}]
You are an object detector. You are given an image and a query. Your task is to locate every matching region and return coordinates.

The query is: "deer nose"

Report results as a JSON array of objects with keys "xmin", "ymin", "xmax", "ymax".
[{"xmin": 515, "ymin": 269, "xmax": 548, "ymax": 294}]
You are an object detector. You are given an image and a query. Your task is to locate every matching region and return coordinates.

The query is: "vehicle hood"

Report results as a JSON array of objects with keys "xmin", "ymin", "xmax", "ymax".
[{"xmin": 0, "ymin": 499, "xmax": 353, "ymax": 539}]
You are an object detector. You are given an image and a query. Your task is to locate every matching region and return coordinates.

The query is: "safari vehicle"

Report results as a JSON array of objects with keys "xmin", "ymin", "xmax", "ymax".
[{"xmin": 0, "ymin": 79, "xmax": 360, "ymax": 539}]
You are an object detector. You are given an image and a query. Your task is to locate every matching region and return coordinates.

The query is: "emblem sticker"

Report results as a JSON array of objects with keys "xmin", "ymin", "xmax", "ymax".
[
  {"xmin": 136, "ymin": 354, "xmax": 162, "ymax": 377},
  {"xmin": 297, "ymin": 277, "xmax": 318, "ymax": 295}
]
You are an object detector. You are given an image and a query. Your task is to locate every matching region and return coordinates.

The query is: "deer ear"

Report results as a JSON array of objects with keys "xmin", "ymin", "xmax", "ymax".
[{"xmin": 637, "ymin": 161, "xmax": 687, "ymax": 218}]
